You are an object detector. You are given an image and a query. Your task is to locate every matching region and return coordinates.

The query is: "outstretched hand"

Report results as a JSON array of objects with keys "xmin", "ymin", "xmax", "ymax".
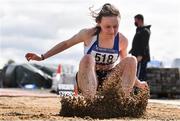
[{"xmin": 25, "ymin": 53, "xmax": 42, "ymax": 61}]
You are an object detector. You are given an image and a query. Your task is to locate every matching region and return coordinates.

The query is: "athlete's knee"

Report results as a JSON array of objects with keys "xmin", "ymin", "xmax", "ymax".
[
  {"xmin": 125, "ymin": 56, "xmax": 137, "ymax": 65},
  {"xmin": 80, "ymin": 54, "xmax": 95, "ymax": 66}
]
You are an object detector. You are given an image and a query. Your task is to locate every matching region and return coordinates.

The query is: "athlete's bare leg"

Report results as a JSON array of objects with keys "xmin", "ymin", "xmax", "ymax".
[
  {"xmin": 77, "ymin": 54, "xmax": 98, "ymax": 99},
  {"xmin": 109, "ymin": 56, "xmax": 137, "ymax": 97}
]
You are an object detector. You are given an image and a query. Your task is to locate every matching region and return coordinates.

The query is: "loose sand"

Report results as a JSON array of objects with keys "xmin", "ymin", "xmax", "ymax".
[{"xmin": 0, "ymin": 92, "xmax": 180, "ymax": 121}]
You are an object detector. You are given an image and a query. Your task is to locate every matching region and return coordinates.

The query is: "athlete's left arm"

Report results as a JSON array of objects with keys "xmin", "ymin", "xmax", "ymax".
[{"xmin": 119, "ymin": 33, "xmax": 128, "ymax": 59}]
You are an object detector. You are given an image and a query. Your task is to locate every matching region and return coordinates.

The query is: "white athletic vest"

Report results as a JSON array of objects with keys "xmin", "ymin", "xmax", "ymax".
[{"xmin": 84, "ymin": 33, "xmax": 120, "ymax": 65}]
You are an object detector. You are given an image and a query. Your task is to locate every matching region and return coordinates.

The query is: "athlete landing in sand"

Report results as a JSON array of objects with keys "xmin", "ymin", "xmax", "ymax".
[{"xmin": 25, "ymin": 3, "xmax": 148, "ymax": 99}]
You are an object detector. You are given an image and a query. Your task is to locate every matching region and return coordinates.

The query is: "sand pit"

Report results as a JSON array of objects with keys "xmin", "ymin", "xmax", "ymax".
[
  {"xmin": 0, "ymin": 68, "xmax": 179, "ymax": 120},
  {"xmin": 0, "ymin": 95, "xmax": 180, "ymax": 121}
]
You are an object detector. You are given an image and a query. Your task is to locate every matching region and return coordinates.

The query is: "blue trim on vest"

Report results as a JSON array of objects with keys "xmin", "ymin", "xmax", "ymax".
[
  {"xmin": 87, "ymin": 33, "xmax": 119, "ymax": 54},
  {"xmin": 87, "ymin": 40, "xmax": 98, "ymax": 54},
  {"xmin": 113, "ymin": 33, "xmax": 119, "ymax": 51}
]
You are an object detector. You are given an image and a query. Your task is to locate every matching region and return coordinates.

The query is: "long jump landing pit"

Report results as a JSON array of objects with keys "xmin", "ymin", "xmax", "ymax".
[{"xmin": 0, "ymin": 88, "xmax": 180, "ymax": 120}]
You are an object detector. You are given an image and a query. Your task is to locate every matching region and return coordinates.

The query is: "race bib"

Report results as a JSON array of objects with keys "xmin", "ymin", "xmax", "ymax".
[{"xmin": 91, "ymin": 50, "xmax": 118, "ymax": 64}]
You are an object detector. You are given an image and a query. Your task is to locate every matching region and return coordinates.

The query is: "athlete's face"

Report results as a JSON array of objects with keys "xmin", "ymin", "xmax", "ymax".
[{"xmin": 99, "ymin": 16, "xmax": 120, "ymax": 36}]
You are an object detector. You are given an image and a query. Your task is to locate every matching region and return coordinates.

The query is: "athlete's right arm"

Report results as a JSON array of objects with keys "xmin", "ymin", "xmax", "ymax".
[{"xmin": 25, "ymin": 29, "xmax": 88, "ymax": 61}]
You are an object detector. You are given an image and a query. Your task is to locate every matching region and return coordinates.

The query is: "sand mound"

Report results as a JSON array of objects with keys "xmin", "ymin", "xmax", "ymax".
[{"xmin": 59, "ymin": 68, "xmax": 150, "ymax": 118}]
